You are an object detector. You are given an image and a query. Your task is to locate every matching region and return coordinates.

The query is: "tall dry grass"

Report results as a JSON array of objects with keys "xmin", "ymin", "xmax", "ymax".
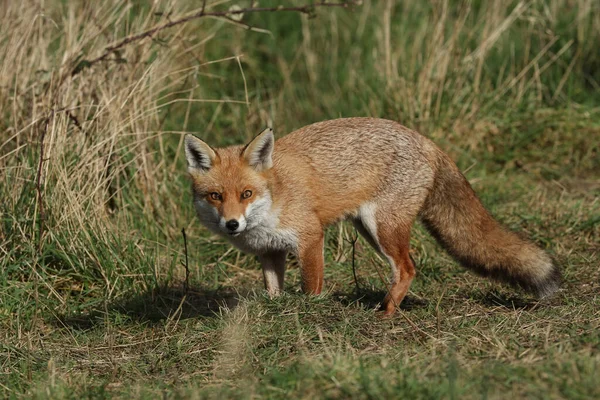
[{"xmin": 0, "ymin": 0, "xmax": 252, "ymax": 303}]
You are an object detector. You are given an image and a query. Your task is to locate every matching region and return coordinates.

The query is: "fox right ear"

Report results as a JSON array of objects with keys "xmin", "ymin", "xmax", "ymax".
[{"xmin": 185, "ymin": 134, "xmax": 217, "ymax": 173}]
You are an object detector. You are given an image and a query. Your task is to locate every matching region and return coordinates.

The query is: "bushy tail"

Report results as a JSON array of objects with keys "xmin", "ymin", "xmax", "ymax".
[{"xmin": 419, "ymin": 151, "xmax": 560, "ymax": 298}]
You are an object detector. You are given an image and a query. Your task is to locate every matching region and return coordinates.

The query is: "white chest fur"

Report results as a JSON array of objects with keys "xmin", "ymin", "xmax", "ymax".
[
  {"xmin": 227, "ymin": 223, "xmax": 298, "ymax": 254},
  {"xmin": 194, "ymin": 193, "xmax": 298, "ymax": 255},
  {"xmin": 229, "ymin": 194, "xmax": 298, "ymax": 254}
]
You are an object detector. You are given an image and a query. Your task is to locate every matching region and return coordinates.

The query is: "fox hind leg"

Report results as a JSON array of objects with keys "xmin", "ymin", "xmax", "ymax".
[
  {"xmin": 353, "ymin": 202, "xmax": 417, "ymax": 315},
  {"xmin": 378, "ymin": 226, "xmax": 416, "ymax": 315}
]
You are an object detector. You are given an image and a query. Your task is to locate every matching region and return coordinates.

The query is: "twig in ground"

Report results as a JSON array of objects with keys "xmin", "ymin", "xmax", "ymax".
[
  {"xmin": 181, "ymin": 228, "xmax": 190, "ymax": 293},
  {"xmin": 35, "ymin": 116, "xmax": 51, "ymax": 252},
  {"xmin": 349, "ymin": 228, "xmax": 360, "ymax": 295},
  {"xmin": 342, "ymin": 226, "xmax": 361, "ymax": 295}
]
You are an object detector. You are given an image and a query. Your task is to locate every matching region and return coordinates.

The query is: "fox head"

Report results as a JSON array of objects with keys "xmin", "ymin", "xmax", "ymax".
[{"xmin": 184, "ymin": 128, "xmax": 275, "ymax": 237}]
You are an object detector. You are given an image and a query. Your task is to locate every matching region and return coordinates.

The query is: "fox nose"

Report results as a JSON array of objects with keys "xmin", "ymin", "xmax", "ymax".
[{"xmin": 225, "ymin": 219, "xmax": 239, "ymax": 231}]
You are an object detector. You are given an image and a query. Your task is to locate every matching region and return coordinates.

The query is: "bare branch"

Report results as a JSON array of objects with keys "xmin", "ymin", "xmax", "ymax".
[{"xmin": 71, "ymin": 1, "xmax": 361, "ymax": 76}]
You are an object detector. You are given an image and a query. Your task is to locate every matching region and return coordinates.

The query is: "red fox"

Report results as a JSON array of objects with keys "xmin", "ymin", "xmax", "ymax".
[{"xmin": 184, "ymin": 118, "xmax": 560, "ymax": 315}]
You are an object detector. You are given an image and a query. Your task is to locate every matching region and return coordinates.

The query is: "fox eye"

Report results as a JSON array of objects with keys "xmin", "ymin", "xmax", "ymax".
[
  {"xmin": 242, "ymin": 190, "xmax": 252, "ymax": 199},
  {"xmin": 209, "ymin": 192, "xmax": 222, "ymax": 201}
]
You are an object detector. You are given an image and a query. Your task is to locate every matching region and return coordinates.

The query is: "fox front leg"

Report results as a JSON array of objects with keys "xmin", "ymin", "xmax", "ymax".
[{"xmin": 258, "ymin": 251, "xmax": 287, "ymax": 296}]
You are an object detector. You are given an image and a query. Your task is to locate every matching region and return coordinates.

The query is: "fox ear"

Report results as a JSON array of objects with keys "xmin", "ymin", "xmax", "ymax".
[
  {"xmin": 185, "ymin": 134, "xmax": 217, "ymax": 173},
  {"xmin": 242, "ymin": 127, "xmax": 274, "ymax": 171}
]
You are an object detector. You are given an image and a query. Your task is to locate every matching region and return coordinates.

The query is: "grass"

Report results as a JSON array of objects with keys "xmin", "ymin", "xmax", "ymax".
[{"xmin": 1, "ymin": 0, "xmax": 599, "ymax": 398}]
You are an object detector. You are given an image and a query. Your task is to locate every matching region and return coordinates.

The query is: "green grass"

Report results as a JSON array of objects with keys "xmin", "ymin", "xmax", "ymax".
[{"xmin": 1, "ymin": 0, "xmax": 599, "ymax": 398}]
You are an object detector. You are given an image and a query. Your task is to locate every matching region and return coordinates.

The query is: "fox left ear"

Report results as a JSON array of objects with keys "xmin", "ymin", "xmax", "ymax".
[{"xmin": 242, "ymin": 127, "xmax": 274, "ymax": 171}]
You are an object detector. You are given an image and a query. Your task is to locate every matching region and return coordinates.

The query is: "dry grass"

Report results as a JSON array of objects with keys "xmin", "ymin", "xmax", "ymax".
[{"xmin": 1, "ymin": 0, "xmax": 599, "ymax": 398}]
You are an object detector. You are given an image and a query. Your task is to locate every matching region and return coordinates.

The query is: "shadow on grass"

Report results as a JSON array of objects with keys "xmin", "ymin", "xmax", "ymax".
[
  {"xmin": 466, "ymin": 289, "xmax": 539, "ymax": 310},
  {"xmin": 53, "ymin": 285, "xmax": 541, "ymax": 331},
  {"xmin": 332, "ymin": 287, "xmax": 429, "ymax": 311},
  {"xmin": 334, "ymin": 286, "xmax": 542, "ymax": 312},
  {"xmin": 54, "ymin": 285, "xmax": 243, "ymax": 330}
]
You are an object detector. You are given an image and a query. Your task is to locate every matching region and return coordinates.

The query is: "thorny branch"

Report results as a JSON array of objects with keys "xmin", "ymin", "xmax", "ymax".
[{"xmin": 71, "ymin": 1, "xmax": 361, "ymax": 76}]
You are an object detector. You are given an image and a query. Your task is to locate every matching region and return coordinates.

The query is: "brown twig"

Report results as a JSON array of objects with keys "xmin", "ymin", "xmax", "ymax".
[
  {"xmin": 71, "ymin": 1, "xmax": 361, "ymax": 76},
  {"xmin": 349, "ymin": 228, "xmax": 360, "ymax": 295},
  {"xmin": 36, "ymin": 116, "xmax": 50, "ymax": 252},
  {"xmin": 181, "ymin": 228, "xmax": 190, "ymax": 293},
  {"xmin": 341, "ymin": 226, "xmax": 361, "ymax": 294}
]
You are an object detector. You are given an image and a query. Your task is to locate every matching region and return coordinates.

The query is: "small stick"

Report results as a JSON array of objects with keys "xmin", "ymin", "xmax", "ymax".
[
  {"xmin": 181, "ymin": 228, "xmax": 190, "ymax": 293},
  {"xmin": 35, "ymin": 116, "xmax": 50, "ymax": 252},
  {"xmin": 350, "ymin": 229, "xmax": 360, "ymax": 296},
  {"xmin": 343, "ymin": 226, "xmax": 361, "ymax": 296}
]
